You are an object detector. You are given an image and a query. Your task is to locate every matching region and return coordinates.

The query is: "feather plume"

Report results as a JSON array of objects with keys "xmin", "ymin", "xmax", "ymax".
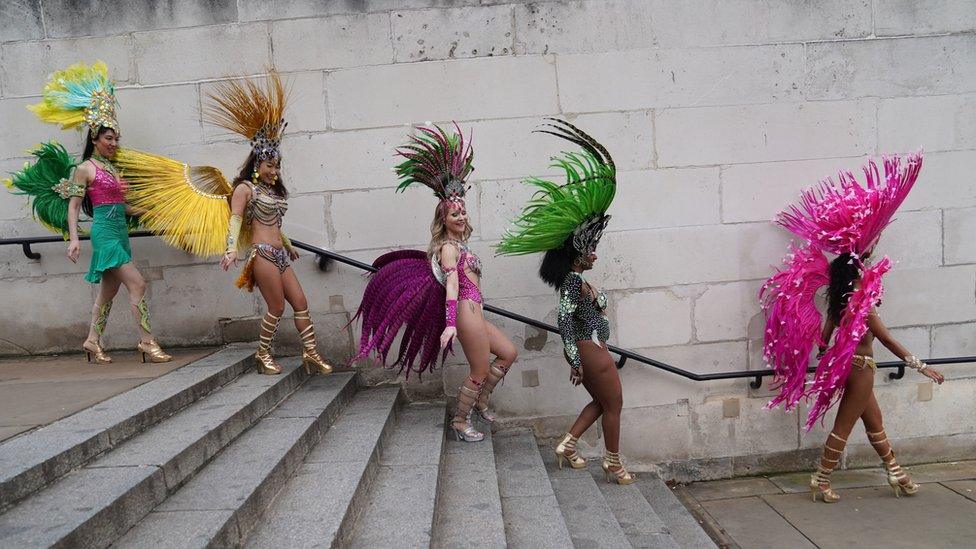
[
  {"xmin": 4, "ymin": 141, "xmax": 80, "ymax": 237},
  {"xmin": 114, "ymin": 148, "xmax": 232, "ymax": 257}
]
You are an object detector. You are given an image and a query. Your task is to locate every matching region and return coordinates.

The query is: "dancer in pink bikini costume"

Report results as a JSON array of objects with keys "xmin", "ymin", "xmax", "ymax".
[
  {"xmin": 353, "ymin": 124, "xmax": 517, "ymax": 442},
  {"xmin": 761, "ymin": 151, "xmax": 944, "ymax": 504}
]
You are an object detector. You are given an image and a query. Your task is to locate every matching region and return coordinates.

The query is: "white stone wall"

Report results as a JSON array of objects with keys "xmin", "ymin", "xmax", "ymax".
[{"xmin": 2, "ymin": 0, "xmax": 975, "ymax": 477}]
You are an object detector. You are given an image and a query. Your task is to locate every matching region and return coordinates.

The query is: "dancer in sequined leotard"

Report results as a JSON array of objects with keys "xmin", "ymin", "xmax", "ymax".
[
  {"xmin": 214, "ymin": 70, "xmax": 332, "ymax": 377},
  {"xmin": 353, "ymin": 124, "xmax": 517, "ymax": 443},
  {"xmin": 498, "ymin": 119, "xmax": 635, "ymax": 484}
]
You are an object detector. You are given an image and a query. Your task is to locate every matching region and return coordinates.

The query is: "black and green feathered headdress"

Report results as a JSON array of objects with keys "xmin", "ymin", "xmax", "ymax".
[
  {"xmin": 394, "ymin": 122, "xmax": 474, "ymax": 204},
  {"xmin": 496, "ymin": 119, "xmax": 616, "ymax": 256}
]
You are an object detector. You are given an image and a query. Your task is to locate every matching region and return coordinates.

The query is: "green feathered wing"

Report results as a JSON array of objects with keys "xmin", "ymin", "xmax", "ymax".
[
  {"xmin": 496, "ymin": 149, "xmax": 616, "ymax": 255},
  {"xmin": 3, "ymin": 141, "xmax": 80, "ymax": 238}
]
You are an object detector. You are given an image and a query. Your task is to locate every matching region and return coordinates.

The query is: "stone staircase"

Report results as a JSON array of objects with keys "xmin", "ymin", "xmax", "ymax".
[{"xmin": 0, "ymin": 345, "xmax": 715, "ymax": 548}]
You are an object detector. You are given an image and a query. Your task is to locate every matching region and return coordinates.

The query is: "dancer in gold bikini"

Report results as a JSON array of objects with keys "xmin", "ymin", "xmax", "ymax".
[
  {"xmin": 211, "ymin": 70, "xmax": 332, "ymax": 376},
  {"xmin": 761, "ymin": 152, "xmax": 944, "ymax": 503}
]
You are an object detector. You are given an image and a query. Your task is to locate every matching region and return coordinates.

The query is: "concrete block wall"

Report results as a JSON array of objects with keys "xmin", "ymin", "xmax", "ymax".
[{"xmin": 2, "ymin": 0, "xmax": 975, "ymax": 477}]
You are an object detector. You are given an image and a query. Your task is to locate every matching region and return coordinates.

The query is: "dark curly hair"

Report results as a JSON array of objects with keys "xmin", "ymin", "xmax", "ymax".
[
  {"xmin": 539, "ymin": 236, "xmax": 579, "ymax": 289},
  {"xmin": 827, "ymin": 253, "xmax": 861, "ymax": 323}
]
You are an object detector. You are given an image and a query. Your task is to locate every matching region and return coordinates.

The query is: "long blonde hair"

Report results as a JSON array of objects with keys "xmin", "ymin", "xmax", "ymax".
[{"xmin": 428, "ymin": 200, "xmax": 473, "ymax": 258}]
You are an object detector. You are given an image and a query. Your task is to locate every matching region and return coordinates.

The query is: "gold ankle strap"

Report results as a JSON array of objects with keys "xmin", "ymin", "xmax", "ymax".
[
  {"xmin": 829, "ymin": 432, "xmax": 848, "ymax": 444},
  {"xmin": 294, "ymin": 308, "xmax": 311, "ymax": 321}
]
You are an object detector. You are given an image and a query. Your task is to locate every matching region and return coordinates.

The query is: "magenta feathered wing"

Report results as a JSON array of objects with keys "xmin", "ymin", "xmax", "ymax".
[
  {"xmin": 760, "ymin": 243, "xmax": 831, "ymax": 412},
  {"xmin": 351, "ymin": 249, "xmax": 451, "ymax": 379},
  {"xmin": 805, "ymin": 257, "xmax": 891, "ymax": 430}
]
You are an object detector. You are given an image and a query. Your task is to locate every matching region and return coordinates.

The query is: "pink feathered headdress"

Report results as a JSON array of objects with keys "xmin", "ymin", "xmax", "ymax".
[
  {"xmin": 777, "ymin": 152, "xmax": 923, "ymax": 257},
  {"xmin": 761, "ymin": 151, "xmax": 922, "ymax": 429}
]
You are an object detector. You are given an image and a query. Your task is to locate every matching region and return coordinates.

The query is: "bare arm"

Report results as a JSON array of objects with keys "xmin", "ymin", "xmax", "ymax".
[
  {"xmin": 817, "ymin": 317, "xmax": 836, "ymax": 357},
  {"xmin": 66, "ymin": 163, "xmax": 94, "ymax": 262},
  {"xmin": 438, "ymin": 243, "xmax": 461, "ymax": 349},
  {"xmin": 866, "ymin": 309, "xmax": 911, "ymax": 361},
  {"xmin": 220, "ymin": 184, "xmax": 251, "ymax": 271},
  {"xmin": 440, "ymin": 243, "xmax": 460, "ymax": 303},
  {"xmin": 868, "ymin": 309, "xmax": 945, "ymax": 384}
]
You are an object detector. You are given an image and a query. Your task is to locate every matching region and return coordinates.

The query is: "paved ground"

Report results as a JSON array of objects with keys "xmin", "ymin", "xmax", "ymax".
[
  {"xmin": 681, "ymin": 460, "xmax": 976, "ymax": 548},
  {"xmin": 0, "ymin": 347, "xmax": 218, "ymax": 442}
]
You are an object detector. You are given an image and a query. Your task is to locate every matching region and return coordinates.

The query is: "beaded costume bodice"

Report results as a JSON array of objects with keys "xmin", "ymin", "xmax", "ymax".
[
  {"xmin": 245, "ymin": 182, "xmax": 287, "ymax": 227},
  {"xmin": 557, "ymin": 271, "xmax": 611, "ymax": 370},
  {"xmin": 88, "ymin": 161, "xmax": 126, "ymax": 206}
]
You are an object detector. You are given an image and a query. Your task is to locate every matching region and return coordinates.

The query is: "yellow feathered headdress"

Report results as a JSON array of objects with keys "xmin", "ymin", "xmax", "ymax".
[
  {"xmin": 29, "ymin": 61, "xmax": 119, "ymax": 131},
  {"xmin": 203, "ymin": 69, "xmax": 288, "ymax": 161}
]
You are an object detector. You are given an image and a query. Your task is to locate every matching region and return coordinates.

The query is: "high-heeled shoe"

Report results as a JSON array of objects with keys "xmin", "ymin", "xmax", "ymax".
[
  {"xmin": 473, "ymin": 360, "xmax": 509, "ymax": 424},
  {"xmin": 296, "ymin": 311, "xmax": 333, "ymax": 375},
  {"xmin": 83, "ymin": 340, "xmax": 112, "ymax": 364},
  {"xmin": 255, "ymin": 348, "xmax": 282, "ymax": 375},
  {"xmin": 555, "ymin": 433, "xmax": 587, "ymax": 470},
  {"xmin": 809, "ymin": 464, "xmax": 841, "ymax": 503},
  {"xmin": 449, "ymin": 421, "xmax": 485, "ymax": 442},
  {"xmin": 474, "ymin": 405, "xmax": 496, "ymax": 423},
  {"xmin": 254, "ymin": 312, "xmax": 282, "ymax": 375},
  {"xmin": 868, "ymin": 431, "xmax": 919, "ymax": 498},
  {"xmin": 602, "ymin": 451, "xmax": 635, "ymax": 485},
  {"xmin": 136, "ymin": 339, "xmax": 172, "ymax": 363},
  {"xmin": 450, "ymin": 378, "xmax": 485, "ymax": 443}
]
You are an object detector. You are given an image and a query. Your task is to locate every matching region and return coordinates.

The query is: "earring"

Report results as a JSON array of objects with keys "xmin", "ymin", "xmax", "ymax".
[{"xmin": 252, "ymin": 170, "xmax": 259, "ymax": 184}]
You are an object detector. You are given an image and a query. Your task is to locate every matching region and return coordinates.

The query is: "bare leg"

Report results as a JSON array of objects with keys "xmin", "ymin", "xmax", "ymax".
[
  {"xmin": 861, "ymin": 391, "xmax": 918, "ymax": 493},
  {"xmin": 281, "ymin": 267, "xmax": 331, "ymax": 374},
  {"xmin": 575, "ymin": 341, "xmax": 632, "ymax": 483},
  {"xmin": 252, "ymin": 257, "xmax": 286, "ymax": 374},
  {"xmin": 474, "ymin": 320, "xmax": 518, "ymax": 421},
  {"xmin": 112, "ymin": 263, "xmax": 152, "ymax": 343},
  {"xmin": 578, "ymin": 341, "xmax": 622, "ymax": 453},
  {"xmin": 811, "ymin": 365, "xmax": 875, "ymax": 501},
  {"xmin": 450, "ymin": 301, "xmax": 491, "ymax": 440},
  {"xmin": 85, "ymin": 269, "xmax": 122, "ymax": 345}
]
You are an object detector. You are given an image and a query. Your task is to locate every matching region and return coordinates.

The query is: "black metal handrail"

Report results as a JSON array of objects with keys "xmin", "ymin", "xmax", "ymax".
[{"xmin": 4, "ymin": 232, "xmax": 974, "ymax": 385}]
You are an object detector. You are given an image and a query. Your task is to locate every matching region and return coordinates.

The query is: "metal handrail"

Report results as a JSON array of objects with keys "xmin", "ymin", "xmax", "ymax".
[{"xmin": 3, "ymin": 232, "xmax": 973, "ymax": 385}]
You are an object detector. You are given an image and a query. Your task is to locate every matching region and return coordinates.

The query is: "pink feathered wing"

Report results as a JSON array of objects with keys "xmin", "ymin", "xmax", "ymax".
[
  {"xmin": 805, "ymin": 257, "xmax": 891, "ymax": 430},
  {"xmin": 350, "ymin": 249, "xmax": 452, "ymax": 380},
  {"xmin": 760, "ymin": 243, "xmax": 830, "ymax": 412}
]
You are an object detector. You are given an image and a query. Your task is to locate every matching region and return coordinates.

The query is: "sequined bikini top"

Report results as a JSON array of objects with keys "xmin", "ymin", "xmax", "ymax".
[
  {"xmin": 245, "ymin": 182, "xmax": 287, "ymax": 227},
  {"xmin": 87, "ymin": 160, "xmax": 126, "ymax": 206},
  {"xmin": 431, "ymin": 240, "xmax": 482, "ymax": 284}
]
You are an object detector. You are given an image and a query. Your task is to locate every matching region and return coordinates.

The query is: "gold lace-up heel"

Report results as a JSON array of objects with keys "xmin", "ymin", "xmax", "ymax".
[
  {"xmin": 255, "ymin": 312, "xmax": 282, "ymax": 375},
  {"xmin": 810, "ymin": 431, "xmax": 845, "ymax": 503},
  {"xmin": 602, "ymin": 451, "xmax": 635, "ymax": 485},
  {"xmin": 137, "ymin": 339, "xmax": 172, "ymax": 363},
  {"xmin": 810, "ymin": 464, "xmax": 841, "ymax": 503},
  {"xmin": 295, "ymin": 309, "xmax": 333, "ymax": 375},
  {"xmin": 869, "ymin": 429, "xmax": 919, "ymax": 497},
  {"xmin": 555, "ymin": 433, "xmax": 587, "ymax": 470},
  {"xmin": 83, "ymin": 340, "xmax": 112, "ymax": 364}
]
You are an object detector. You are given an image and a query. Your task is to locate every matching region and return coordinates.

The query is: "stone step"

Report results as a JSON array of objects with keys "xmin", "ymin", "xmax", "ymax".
[
  {"xmin": 538, "ymin": 442, "xmax": 632, "ymax": 548},
  {"xmin": 588, "ymin": 466, "xmax": 680, "ymax": 549},
  {"xmin": 636, "ymin": 479, "xmax": 716, "ymax": 548},
  {"xmin": 243, "ymin": 386, "xmax": 402, "ymax": 548},
  {"xmin": 0, "ymin": 358, "xmax": 304, "ymax": 548},
  {"xmin": 115, "ymin": 372, "xmax": 357, "ymax": 548},
  {"xmin": 345, "ymin": 402, "xmax": 447, "ymax": 548},
  {"xmin": 432, "ymin": 427, "xmax": 507, "ymax": 548},
  {"xmin": 493, "ymin": 429, "xmax": 574, "ymax": 549},
  {"xmin": 0, "ymin": 344, "xmax": 254, "ymax": 510}
]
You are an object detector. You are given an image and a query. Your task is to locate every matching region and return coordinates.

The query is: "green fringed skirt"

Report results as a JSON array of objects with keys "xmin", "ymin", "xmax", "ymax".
[{"xmin": 85, "ymin": 204, "xmax": 131, "ymax": 283}]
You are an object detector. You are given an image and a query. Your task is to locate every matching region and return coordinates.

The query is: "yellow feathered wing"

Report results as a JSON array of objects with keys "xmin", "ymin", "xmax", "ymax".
[{"xmin": 114, "ymin": 149, "xmax": 232, "ymax": 257}]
